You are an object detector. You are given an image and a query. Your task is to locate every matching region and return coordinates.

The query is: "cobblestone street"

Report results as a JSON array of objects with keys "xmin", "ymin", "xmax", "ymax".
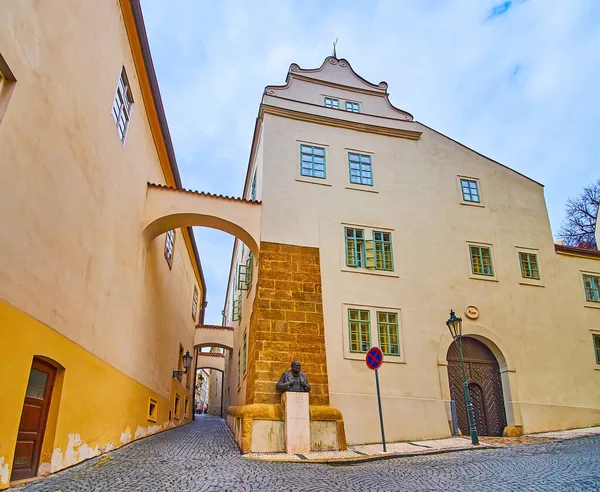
[{"xmin": 16, "ymin": 415, "xmax": 600, "ymax": 491}]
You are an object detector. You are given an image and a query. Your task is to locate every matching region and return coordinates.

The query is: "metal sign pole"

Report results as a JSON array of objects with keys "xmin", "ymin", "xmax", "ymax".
[{"xmin": 374, "ymin": 368, "xmax": 387, "ymax": 452}]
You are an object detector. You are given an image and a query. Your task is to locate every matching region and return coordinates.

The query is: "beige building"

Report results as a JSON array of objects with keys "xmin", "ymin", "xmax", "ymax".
[
  {"xmin": 0, "ymin": 1, "xmax": 208, "ymax": 487},
  {"xmin": 223, "ymin": 56, "xmax": 600, "ymax": 452}
]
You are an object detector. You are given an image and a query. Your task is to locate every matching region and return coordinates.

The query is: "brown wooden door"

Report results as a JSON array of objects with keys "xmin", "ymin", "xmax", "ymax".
[
  {"xmin": 11, "ymin": 358, "xmax": 56, "ymax": 481},
  {"xmin": 447, "ymin": 337, "xmax": 507, "ymax": 437}
]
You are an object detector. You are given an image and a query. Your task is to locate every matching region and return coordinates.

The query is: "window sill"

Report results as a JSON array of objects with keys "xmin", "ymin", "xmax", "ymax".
[
  {"xmin": 594, "ymin": 367, "xmax": 600, "ymax": 371},
  {"xmin": 468, "ymin": 274, "xmax": 498, "ymax": 282},
  {"xmin": 584, "ymin": 303, "xmax": 600, "ymax": 310},
  {"xmin": 345, "ymin": 185, "xmax": 378, "ymax": 194},
  {"xmin": 147, "ymin": 417, "xmax": 157, "ymax": 423},
  {"xmin": 519, "ymin": 280, "xmax": 545, "ymax": 288},
  {"xmin": 459, "ymin": 201, "xmax": 485, "ymax": 208},
  {"xmin": 295, "ymin": 176, "xmax": 332, "ymax": 187},
  {"xmin": 341, "ymin": 267, "xmax": 399, "ymax": 278}
]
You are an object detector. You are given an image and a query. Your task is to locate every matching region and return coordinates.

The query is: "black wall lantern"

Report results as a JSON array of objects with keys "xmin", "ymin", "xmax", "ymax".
[{"xmin": 172, "ymin": 350, "xmax": 193, "ymax": 379}]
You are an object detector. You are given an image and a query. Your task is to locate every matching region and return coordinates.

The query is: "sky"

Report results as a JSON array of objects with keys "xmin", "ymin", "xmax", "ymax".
[{"xmin": 140, "ymin": 0, "xmax": 600, "ymax": 326}]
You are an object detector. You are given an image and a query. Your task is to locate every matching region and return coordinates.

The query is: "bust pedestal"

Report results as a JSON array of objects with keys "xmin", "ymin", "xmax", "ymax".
[{"xmin": 281, "ymin": 392, "xmax": 310, "ymax": 454}]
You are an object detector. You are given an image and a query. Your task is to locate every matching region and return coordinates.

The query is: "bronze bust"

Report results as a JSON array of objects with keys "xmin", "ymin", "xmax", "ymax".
[{"xmin": 276, "ymin": 361, "xmax": 311, "ymax": 393}]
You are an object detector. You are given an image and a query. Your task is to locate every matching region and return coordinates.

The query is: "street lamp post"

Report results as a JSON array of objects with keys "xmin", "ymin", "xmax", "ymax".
[{"xmin": 446, "ymin": 310, "xmax": 479, "ymax": 445}]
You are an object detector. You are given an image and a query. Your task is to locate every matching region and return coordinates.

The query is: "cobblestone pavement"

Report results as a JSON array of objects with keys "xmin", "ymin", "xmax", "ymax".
[{"xmin": 16, "ymin": 415, "xmax": 600, "ymax": 492}]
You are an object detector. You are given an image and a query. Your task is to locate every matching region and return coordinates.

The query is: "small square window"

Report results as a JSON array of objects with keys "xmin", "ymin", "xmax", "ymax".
[
  {"xmin": 583, "ymin": 274, "xmax": 600, "ymax": 303},
  {"xmin": 460, "ymin": 179, "xmax": 480, "ymax": 203},
  {"xmin": 192, "ymin": 287, "xmax": 199, "ymax": 320},
  {"xmin": 348, "ymin": 308, "xmax": 371, "ymax": 353},
  {"xmin": 470, "ymin": 245, "xmax": 494, "ymax": 276},
  {"xmin": 519, "ymin": 252, "xmax": 540, "ymax": 279},
  {"xmin": 165, "ymin": 230, "xmax": 175, "ymax": 268},
  {"xmin": 324, "ymin": 97, "xmax": 339, "ymax": 109},
  {"xmin": 348, "ymin": 153, "xmax": 373, "ymax": 186},
  {"xmin": 594, "ymin": 334, "xmax": 600, "ymax": 364},
  {"xmin": 300, "ymin": 145, "xmax": 326, "ymax": 179},
  {"xmin": 112, "ymin": 67, "xmax": 134, "ymax": 143},
  {"xmin": 147, "ymin": 398, "xmax": 158, "ymax": 422},
  {"xmin": 174, "ymin": 394, "xmax": 180, "ymax": 420},
  {"xmin": 345, "ymin": 101, "xmax": 360, "ymax": 113}
]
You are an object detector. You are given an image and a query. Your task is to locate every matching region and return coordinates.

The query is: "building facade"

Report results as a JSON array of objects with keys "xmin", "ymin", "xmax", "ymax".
[
  {"xmin": 0, "ymin": 1, "xmax": 206, "ymax": 487},
  {"xmin": 223, "ymin": 57, "xmax": 600, "ymax": 452}
]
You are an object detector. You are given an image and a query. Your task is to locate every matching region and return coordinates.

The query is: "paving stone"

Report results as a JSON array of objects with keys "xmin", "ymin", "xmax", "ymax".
[{"xmin": 14, "ymin": 414, "xmax": 600, "ymax": 491}]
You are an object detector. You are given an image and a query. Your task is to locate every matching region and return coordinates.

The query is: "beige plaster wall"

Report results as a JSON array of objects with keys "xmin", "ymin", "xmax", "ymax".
[
  {"xmin": 253, "ymin": 71, "xmax": 600, "ymax": 443},
  {"xmin": 223, "ymin": 126, "xmax": 264, "ymax": 409},
  {"xmin": 0, "ymin": 1, "xmax": 199, "ymax": 398}
]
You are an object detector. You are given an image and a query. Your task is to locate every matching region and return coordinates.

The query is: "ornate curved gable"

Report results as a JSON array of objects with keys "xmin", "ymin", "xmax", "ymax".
[{"xmin": 264, "ymin": 56, "xmax": 413, "ymax": 121}]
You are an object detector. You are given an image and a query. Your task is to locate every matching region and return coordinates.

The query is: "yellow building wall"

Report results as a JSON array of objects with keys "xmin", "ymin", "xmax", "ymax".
[{"xmin": 0, "ymin": 299, "xmax": 193, "ymax": 488}]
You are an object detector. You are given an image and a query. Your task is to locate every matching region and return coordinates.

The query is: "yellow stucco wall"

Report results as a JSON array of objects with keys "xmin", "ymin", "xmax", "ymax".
[{"xmin": 0, "ymin": 299, "xmax": 193, "ymax": 488}]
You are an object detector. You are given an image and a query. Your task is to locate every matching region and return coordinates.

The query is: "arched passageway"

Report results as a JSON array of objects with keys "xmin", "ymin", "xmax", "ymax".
[
  {"xmin": 447, "ymin": 337, "xmax": 507, "ymax": 436},
  {"xmin": 194, "ymin": 325, "xmax": 233, "ymax": 351},
  {"xmin": 141, "ymin": 183, "xmax": 261, "ymax": 256}
]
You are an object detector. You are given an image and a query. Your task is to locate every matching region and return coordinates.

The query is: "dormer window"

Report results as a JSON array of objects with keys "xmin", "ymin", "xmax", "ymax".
[
  {"xmin": 324, "ymin": 97, "xmax": 339, "ymax": 109},
  {"xmin": 345, "ymin": 101, "xmax": 360, "ymax": 113}
]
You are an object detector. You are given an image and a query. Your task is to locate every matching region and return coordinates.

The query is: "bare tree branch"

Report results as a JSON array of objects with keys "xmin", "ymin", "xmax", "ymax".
[{"xmin": 558, "ymin": 178, "xmax": 599, "ymax": 250}]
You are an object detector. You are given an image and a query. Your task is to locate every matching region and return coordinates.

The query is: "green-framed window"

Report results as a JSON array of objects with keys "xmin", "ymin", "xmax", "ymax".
[
  {"xmin": 243, "ymin": 331, "xmax": 247, "ymax": 373},
  {"xmin": 583, "ymin": 274, "xmax": 600, "ymax": 302},
  {"xmin": 237, "ymin": 350, "xmax": 241, "ymax": 386},
  {"xmin": 348, "ymin": 309, "xmax": 370, "ymax": 353},
  {"xmin": 373, "ymin": 231, "xmax": 393, "ymax": 271},
  {"xmin": 594, "ymin": 335, "xmax": 600, "ymax": 364},
  {"xmin": 377, "ymin": 311, "xmax": 400, "ymax": 356},
  {"xmin": 237, "ymin": 254, "xmax": 253, "ymax": 291},
  {"xmin": 250, "ymin": 171, "xmax": 257, "ymax": 200},
  {"xmin": 324, "ymin": 97, "xmax": 339, "ymax": 109},
  {"xmin": 470, "ymin": 245, "xmax": 494, "ymax": 276},
  {"xmin": 300, "ymin": 144, "xmax": 326, "ymax": 179},
  {"xmin": 519, "ymin": 252, "xmax": 540, "ymax": 279},
  {"xmin": 345, "ymin": 101, "xmax": 360, "ymax": 113},
  {"xmin": 460, "ymin": 179, "xmax": 480, "ymax": 203},
  {"xmin": 348, "ymin": 153, "xmax": 373, "ymax": 185},
  {"xmin": 345, "ymin": 228, "xmax": 365, "ymax": 267},
  {"xmin": 232, "ymin": 293, "xmax": 242, "ymax": 321}
]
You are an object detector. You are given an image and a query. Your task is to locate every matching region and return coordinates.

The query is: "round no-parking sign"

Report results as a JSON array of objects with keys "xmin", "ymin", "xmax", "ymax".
[{"xmin": 366, "ymin": 347, "xmax": 383, "ymax": 370}]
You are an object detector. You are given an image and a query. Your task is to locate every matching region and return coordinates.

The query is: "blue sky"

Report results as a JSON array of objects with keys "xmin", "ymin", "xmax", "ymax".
[{"xmin": 141, "ymin": 0, "xmax": 600, "ymax": 326}]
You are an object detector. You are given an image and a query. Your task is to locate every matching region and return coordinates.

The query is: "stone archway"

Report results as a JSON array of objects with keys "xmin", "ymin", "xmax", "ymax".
[{"xmin": 447, "ymin": 337, "xmax": 507, "ymax": 436}]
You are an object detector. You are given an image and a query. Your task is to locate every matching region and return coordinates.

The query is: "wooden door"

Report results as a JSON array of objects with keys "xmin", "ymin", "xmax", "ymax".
[
  {"xmin": 11, "ymin": 358, "xmax": 56, "ymax": 481},
  {"xmin": 447, "ymin": 337, "xmax": 507, "ymax": 436}
]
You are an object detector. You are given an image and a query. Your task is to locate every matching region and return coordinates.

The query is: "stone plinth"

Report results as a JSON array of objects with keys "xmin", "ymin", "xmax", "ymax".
[{"xmin": 282, "ymin": 392, "xmax": 310, "ymax": 453}]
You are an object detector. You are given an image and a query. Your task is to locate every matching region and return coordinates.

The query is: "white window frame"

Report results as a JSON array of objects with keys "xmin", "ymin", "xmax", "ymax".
[{"xmin": 112, "ymin": 67, "xmax": 134, "ymax": 144}]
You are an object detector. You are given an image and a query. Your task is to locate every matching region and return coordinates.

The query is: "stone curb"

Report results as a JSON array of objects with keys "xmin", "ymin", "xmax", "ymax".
[{"xmin": 245, "ymin": 443, "xmax": 495, "ymax": 465}]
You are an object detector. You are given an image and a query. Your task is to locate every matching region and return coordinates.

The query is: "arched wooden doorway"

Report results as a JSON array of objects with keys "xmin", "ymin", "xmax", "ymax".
[{"xmin": 447, "ymin": 337, "xmax": 507, "ymax": 436}]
